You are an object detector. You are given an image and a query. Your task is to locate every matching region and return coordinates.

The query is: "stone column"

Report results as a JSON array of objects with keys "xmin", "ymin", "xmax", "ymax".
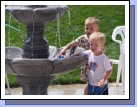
[{"xmin": 22, "ymin": 25, "xmax": 49, "ymax": 58}]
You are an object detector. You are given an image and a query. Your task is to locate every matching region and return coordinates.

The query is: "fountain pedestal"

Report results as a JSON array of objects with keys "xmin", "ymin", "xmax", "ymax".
[
  {"xmin": 16, "ymin": 76, "xmax": 54, "ymax": 95},
  {"xmin": 23, "ymin": 25, "xmax": 49, "ymax": 58}
]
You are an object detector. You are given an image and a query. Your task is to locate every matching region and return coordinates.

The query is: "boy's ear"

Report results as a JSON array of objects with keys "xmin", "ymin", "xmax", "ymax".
[{"xmin": 102, "ymin": 44, "xmax": 104, "ymax": 48}]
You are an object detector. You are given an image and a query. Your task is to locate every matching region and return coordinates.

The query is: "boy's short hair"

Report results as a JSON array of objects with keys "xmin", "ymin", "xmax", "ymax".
[
  {"xmin": 85, "ymin": 17, "xmax": 99, "ymax": 27},
  {"xmin": 89, "ymin": 32, "xmax": 106, "ymax": 44}
]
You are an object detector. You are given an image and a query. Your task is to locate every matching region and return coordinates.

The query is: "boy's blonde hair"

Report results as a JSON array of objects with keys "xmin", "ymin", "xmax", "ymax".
[
  {"xmin": 85, "ymin": 17, "xmax": 99, "ymax": 27},
  {"xmin": 89, "ymin": 32, "xmax": 106, "ymax": 44}
]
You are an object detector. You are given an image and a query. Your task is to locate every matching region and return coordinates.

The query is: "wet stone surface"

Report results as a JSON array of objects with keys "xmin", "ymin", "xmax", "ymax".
[{"xmin": 5, "ymin": 83, "xmax": 125, "ymax": 95}]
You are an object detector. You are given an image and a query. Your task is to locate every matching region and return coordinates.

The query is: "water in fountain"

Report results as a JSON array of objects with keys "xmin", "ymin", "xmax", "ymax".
[
  {"xmin": 7, "ymin": 15, "xmax": 11, "ymax": 58},
  {"xmin": 6, "ymin": 18, "xmax": 25, "ymax": 58},
  {"xmin": 67, "ymin": 10, "xmax": 71, "ymax": 25},
  {"xmin": 54, "ymin": 10, "xmax": 71, "ymax": 50},
  {"xmin": 67, "ymin": 10, "xmax": 75, "ymax": 42},
  {"xmin": 18, "ymin": 23, "xmax": 25, "ymax": 42},
  {"xmin": 54, "ymin": 13, "xmax": 61, "ymax": 49},
  {"xmin": 57, "ymin": 13, "xmax": 61, "ymax": 48}
]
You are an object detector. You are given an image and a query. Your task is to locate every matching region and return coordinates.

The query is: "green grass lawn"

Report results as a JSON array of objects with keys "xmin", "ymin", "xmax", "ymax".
[{"xmin": 5, "ymin": 5, "xmax": 125, "ymax": 88}]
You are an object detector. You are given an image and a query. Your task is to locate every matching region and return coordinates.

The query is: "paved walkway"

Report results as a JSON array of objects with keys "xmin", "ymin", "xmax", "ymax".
[{"xmin": 5, "ymin": 83, "xmax": 125, "ymax": 95}]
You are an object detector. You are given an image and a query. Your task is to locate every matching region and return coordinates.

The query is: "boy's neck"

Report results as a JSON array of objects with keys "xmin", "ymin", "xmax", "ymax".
[
  {"xmin": 93, "ymin": 51, "xmax": 103, "ymax": 56},
  {"xmin": 86, "ymin": 34, "xmax": 89, "ymax": 38}
]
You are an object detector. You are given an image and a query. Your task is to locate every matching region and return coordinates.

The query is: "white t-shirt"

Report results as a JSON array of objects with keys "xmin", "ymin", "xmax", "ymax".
[{"xmin": 82, "ymin": 50, "xmax": 112, "ymax": 85}]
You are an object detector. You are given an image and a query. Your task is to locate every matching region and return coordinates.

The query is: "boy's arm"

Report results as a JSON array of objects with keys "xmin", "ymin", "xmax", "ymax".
[
  {"xmin": 103, "ymin": 69, "xmax": 113, "ymax": 82},
  {"xmin": 60, "ymin": 42, "xmax": 73, "ymax": 55},
  {"xmin": 72, "ymin": 52, "xmax": 82, "ymax": 56},
  {"xmin": 61, "ymin": 35, "xmax": 83, "ymax": 55},
  {"xmin": 99, "ymin": 69, "xmax": 113, "ymax": 87}
]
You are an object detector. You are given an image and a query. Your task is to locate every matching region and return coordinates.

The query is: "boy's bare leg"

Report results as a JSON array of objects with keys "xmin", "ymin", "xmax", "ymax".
[{"xmin": 84, "ymin": 82, "xmax": 88, "ymax": 95}]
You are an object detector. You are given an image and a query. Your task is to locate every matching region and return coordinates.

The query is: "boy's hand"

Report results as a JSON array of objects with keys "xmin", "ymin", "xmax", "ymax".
[
  {"xmin": 60, "ymin": 49, "xmax": 66, "ymax": 55},
  {"xmin": 98, "ymin": 79, "xmax": 105, "ymax": 88}
]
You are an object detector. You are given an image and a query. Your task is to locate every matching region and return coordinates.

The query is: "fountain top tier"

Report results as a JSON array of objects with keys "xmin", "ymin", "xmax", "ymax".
[{"xmin": 5, "ymin": 5, "xmax": 69, "ymax": 25}]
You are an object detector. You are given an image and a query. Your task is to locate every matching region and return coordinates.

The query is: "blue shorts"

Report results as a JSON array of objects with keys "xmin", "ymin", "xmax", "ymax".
[{"xmin": 88, "ymin": 83, "xmax": 108, "ymax": 95}]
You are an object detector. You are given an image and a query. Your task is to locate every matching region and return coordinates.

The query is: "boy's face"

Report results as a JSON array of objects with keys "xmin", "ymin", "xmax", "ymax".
[
  {"xmin": 89, "ymin": 40, "xmax": 104, "ymax": 56},
  {"xmin": 84, "ymin": 23, "xmax": 98, "ymax": 38}
]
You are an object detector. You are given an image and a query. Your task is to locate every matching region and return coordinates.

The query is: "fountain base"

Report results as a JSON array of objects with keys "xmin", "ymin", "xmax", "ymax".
[{"xmin": 15, "ymin": 76, "xmax": 54, "ymax": 95}]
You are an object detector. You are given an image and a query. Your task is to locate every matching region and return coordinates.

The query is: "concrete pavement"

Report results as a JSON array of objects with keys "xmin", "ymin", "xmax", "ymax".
[{"xmin": 5, "ymin": 83, "xmax": 125, "ymax": 95}]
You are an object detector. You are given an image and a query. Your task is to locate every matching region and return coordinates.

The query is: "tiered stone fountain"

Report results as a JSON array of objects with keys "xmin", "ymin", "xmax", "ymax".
[{"xmin": 5, "ymin": 5, "xmax": 87, "ymax": 95}]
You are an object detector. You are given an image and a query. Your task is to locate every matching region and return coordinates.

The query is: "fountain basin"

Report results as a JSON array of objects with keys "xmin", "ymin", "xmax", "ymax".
[
  {"xmin": 5, "ymin": 46, "xmax": 87, "ymax": 77},
  {"xmin": 6, "ymin": 56, "xmax": 87, "ymax": 77},
  {"xmin": 5, "ymin": 46, "xmax": 87, "ymax": 95}
]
